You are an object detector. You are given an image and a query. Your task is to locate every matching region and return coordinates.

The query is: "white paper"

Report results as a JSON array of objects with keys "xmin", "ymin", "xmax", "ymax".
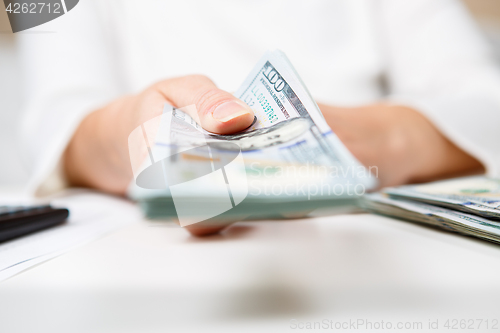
[{"xmin": 0, "ymin": 190, "xmax": 141, "ymax": 282}]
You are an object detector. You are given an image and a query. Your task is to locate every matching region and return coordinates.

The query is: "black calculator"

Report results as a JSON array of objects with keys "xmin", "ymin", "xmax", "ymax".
[{"xmin": 0, "ymin": 205, "xmax": 69, "ymax": 243}]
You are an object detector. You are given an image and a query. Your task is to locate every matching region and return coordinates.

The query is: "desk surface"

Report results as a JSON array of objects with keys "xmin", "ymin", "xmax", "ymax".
[{"xmin": 1, "ymin": 206, "xmax": 500, "ymax": 333}]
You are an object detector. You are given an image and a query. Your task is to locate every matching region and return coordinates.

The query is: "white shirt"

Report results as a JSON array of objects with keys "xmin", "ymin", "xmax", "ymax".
[{"xmin": 17, "ymin": 0, "xmax": 500, "ymax": 196}]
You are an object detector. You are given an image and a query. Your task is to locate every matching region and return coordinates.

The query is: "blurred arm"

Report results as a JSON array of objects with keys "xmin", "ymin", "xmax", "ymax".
[{"xmin": 379, "ymin": 0, "xmax": 500, "ymax": 177}]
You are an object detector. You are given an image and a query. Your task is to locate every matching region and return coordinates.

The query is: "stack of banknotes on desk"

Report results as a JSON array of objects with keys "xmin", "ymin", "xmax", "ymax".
[
  {"xmin": 128, "ymin": 50, "xmax": 376, "ymax": 225},
  {"xmin": 363, "ymin": 177, "xmax": 500, "ymax": 244}
]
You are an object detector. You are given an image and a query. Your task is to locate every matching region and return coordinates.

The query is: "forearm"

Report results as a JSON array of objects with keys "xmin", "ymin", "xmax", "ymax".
[
  {"xmin": 320, "ymin": 103, "xmax": 485, "ymax": 188},
  {"xmin": 390, "ymin": 104, "xmax": 484, "ymax": 183},
  {"xmin": 63, "ymin": 97, "xmax": 133, "ymax": 195},
  {"xmin": 407, "ymin": 124, "xmax": 485, "ymax": 184}
]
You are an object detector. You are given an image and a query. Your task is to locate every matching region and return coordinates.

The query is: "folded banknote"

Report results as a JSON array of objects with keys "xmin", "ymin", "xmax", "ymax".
[
  {"xmin": 363, "ymin": 177, "xmax": 500, "ymax": 244},
  {"xmin": 383, "ymin": 176, "xmax": 500, "ymax": 220},
  {"xmin": 128, "ymin": 50, "xmax": 376, "ymax": 225}
]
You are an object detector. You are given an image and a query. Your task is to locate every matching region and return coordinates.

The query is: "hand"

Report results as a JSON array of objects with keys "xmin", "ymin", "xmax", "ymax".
[
  {"xmin": 319, "ymin": 103, "xmax": 484, "ymax": 188},
  {"xmin": 64, "ymin": 75, "xmax": 254, "ymax": 193},
  {"xmin": 64, "ymin": 75, "xmax": 254, "ymax": 235}
]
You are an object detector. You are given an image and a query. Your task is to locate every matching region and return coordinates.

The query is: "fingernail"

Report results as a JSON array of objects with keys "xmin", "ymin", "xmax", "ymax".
[{"xmin": 212, "ymin": 101, "xmax": 251, "ymax": 123}]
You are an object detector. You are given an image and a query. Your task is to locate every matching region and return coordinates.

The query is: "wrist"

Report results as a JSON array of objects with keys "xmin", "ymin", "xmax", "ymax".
[
  {"xmin": 400, "ymin": 106, "xmax": 484, "ymax": 183},
  {"xmin": 64, "ymin": 98, "xmax": 135, "ymax": 194}
]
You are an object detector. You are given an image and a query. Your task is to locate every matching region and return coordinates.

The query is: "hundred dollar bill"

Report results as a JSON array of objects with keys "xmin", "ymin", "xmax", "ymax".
[
  {"xmin": 128, "ymin": 50, "xmax": 376, "ymax": 222},
  {"xmin": 383, "ymin": 176, "xmax": 500, "ymax": 220},
  {"xmin": 234, "ymin": 50, "xmax": 351, "ymax": 164},
  {"xmin": 362, "ymin": 193, "xmax": 500, "ymax": 244}
]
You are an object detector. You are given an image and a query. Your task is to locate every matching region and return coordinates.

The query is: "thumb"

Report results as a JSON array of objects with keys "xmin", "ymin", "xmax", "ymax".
[{"xmin": 154, "ymin": 75, "xmax": 254, "ymax": 134}]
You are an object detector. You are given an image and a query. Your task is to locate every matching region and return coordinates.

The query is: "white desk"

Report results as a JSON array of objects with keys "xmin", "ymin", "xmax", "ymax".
[{"xmin": 1, "ymin": 202, "xmax": 500, "ymax": 333}]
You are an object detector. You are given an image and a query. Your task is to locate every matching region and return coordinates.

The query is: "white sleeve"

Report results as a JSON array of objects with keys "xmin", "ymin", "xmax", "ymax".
[
  {"xmin": 17, "ymin": 0, "xmax": 123, "ymax": 196},
  {"xmin": 379, "ymin": 0, "xmax": 500, "ymax": 177}
]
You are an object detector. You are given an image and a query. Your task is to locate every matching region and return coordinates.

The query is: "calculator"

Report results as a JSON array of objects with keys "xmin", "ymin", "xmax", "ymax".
[{"xmin": 0, "ymin": 205, "xmax": 69, "ymax": 243}]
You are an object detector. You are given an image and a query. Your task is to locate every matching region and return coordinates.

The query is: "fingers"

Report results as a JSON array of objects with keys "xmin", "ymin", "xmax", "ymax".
[
  {"xmin": 154, "ymin": 75, "xmax": 254, "ymax": 134},
  {"xmin": 176, "ymin": 217, "xmax": 237, "ymax": 237},
  {"xmin": 184, "ymin": 224, "xmax": 231, "ymax": 237}
]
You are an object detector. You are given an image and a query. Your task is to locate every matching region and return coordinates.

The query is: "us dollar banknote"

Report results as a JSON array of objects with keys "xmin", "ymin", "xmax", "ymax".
[
  {"xmin": 171, "ymin": 50, "xmax": 375, "ymax": 186},
  {"xmin": 128, "ymin": 50, "xmax": 376, "ymax": 223},
  {"xmin": 233, "ymin": 50, "xmax": 348, "ymax": 165},
  {"xmin": 383, "ymin": 176, "xmax": 500, "ymax": 219},
  {"xmin": 363, "ymin": 192, "xmax": 500, "ymax": 245}
]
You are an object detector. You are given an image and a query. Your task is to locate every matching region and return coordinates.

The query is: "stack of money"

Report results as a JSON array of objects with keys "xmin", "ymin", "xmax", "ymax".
[
  {"xmin": 362, "ymin": 177, "xmax": 500, "ymax": 244},
  {"xmin": 128, "ymin": 50, "xmax": 376, "ymax": 225}
]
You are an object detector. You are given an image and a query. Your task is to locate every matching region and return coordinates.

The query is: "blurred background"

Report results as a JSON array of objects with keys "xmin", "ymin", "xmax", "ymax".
[{"xmin": 0, "ymin": 0, "xmax": 499, "ymax": 190}]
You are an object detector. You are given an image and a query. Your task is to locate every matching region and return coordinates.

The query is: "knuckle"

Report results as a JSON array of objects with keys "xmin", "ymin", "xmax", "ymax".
[
  {"xmin": 148, "ymin": 81, "xmax": 169, "ymax": 99},
  {"xmin": 142, "ymin": 86, "xmax": 167, "ymax": 104}
]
